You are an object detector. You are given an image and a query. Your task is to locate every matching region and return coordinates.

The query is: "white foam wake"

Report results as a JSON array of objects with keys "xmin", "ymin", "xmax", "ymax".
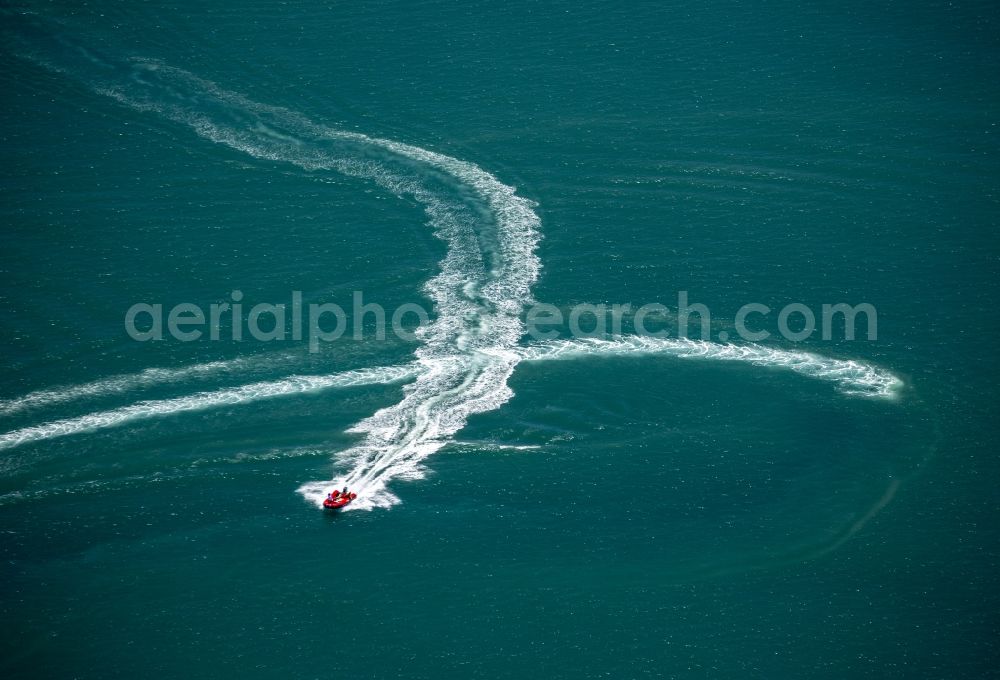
[
  {"xmin": 0, "ymin": 356, "xmax": 290, "ymax": 417},
  {"xmin": 109, "ymin": 68, "xmax": 545, "ymax": 510},
  {"xmin": 516, "ymin": 336, "xmax": 902, "ymax": 398},
  {"xmin": 5, "ymin": 24, "xmax": 904, "ymax": 511},
  {"xmin": 7, "ymin": 40, "xmax": 543, "ymax": 508},
  {"xmin": 0, "ymin": 366, "xmax": 418, "ymax": 451}
]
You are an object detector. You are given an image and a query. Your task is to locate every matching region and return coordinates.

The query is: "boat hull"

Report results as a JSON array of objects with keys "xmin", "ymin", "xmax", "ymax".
[{"xmin": 323, "ymin": 494, "xmax": 356, "ymax": 510}]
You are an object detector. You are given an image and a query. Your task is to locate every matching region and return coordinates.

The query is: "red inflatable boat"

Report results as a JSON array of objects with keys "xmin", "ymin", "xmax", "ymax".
[{"xmin": 323, "ymin": 491, "xmax": 357, "ymax": 510}]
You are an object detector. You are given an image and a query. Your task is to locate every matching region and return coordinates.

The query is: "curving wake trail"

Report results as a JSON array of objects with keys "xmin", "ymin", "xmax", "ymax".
[
  {"xmin": 516, "ymin": 337, "xmax": 902, "ymax": 398},
  {"xmin": 0, "ymin": 339, "xmax": 901, "ymax": 454},
  {"xmin": 0, "ymin": 366, "xmax": 420, "ymax": 452},
  {"xmin": 2, "ymin": 13, "xmax": 903, "ymax": 511},
  {"xmin": 0, "ymin": 354, "xmax": 299, "ymax": 418},
  {"xmin": 4, "ymin": 13, "xmax": 543, "ymax": 509}
]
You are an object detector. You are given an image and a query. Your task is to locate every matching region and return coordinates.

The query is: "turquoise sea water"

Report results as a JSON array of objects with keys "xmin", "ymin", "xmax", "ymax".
[{"xmin": 1, "ymin": 2, "xmax": 998, "ymax": 677}]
